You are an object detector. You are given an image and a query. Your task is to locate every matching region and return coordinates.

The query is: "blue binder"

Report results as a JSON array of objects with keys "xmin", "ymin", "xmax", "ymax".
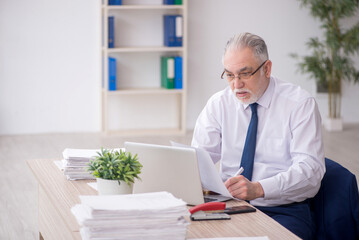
[
  {"xmin": 174, "ymin": 56, "xmax": 183, "ymax": 89},
  {"xmin": 163, "ymin": 0, "xmax": 175, "ymax": 4},
  {"xmin": 108, "ymin": 16, "xmax": 114, "ymax": 48},
  {"xmin": 108, "ymin": 57, "xmax": 117, "ymax": 91},
  {"xmin": 164, "ymin": 15, "xmax": 182, "ymax": 47},
  {"xmin": 109, "ymin": 0, "xmax": 122, "ymax": 5}
]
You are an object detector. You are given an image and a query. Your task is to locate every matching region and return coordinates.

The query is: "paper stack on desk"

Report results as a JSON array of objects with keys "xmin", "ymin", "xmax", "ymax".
[
  {"xmin": 62, "ymin": 148, "xmax": 98, "ymax": 180},
  {"xmin": 62, "ymin": 148, "xmax": 121, "ymax": 180},
  {"xmin": 71, "ymin": 191, "xmax": 190, "ymax": 240}
]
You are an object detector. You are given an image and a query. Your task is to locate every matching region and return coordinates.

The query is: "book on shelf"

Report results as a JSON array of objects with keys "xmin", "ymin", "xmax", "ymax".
[
  {"xmin": 163, "ymin": 15, "xmax": 183, "ymax": 47},
  {"xmin": 108, "ymin": 57, "xmax": 117, "ymax": 91},
  {"xmin": 174, "ymin": 56, "xmax": 182, "ymax": 89},
  {"xmin": 174, "ymin": 0, "xmax": 182, "ymax": 4},
  {"xmin": 108, "ymin": 16, "xmax": 114, "ymax": 48},
  {"xmin": 109, "ymin": 0, "xmax": 122, "ymax": 5},
  {"xmin": 161, "ymin": 56, "xmax": 175, "ymax": 89}
]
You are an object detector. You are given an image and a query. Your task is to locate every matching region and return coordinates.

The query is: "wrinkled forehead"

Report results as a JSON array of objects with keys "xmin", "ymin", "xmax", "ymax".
[{"xmin": 223, "ymin": 47, "xmax": 258, "ymax": 70}]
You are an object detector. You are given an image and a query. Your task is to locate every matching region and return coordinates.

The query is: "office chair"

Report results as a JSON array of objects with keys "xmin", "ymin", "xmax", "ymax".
[{"xmin": 309, "ymin": 158, "xmax": 359, "ymax": 240}]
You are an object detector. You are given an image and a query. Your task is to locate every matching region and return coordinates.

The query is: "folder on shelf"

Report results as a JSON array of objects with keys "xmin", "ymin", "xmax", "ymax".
[
  {"xmin": 108, "ymin": 16, "xmax": 115, "ymax": 48},
  {"xmin": 161, "ymin": 56, "xmax": 175, "ymax": 89},
  {"xmin": 163, "ymin": 0, "xmax": 175, "ymax": 4},
  {"xmin": 174, "ymin": 56, "xmax": 182, "ymax": 89},
  {"xmin": 109, "ymin": 0, "xmax": 122, "ymax": 5},
  {"xmin": 164, "ymin": 15, "xmax": 183, "ymax": 47},
  {"xmin": 108, "ymin": 57, "xmax": 117, "ymax": 91},
  {"xmin": 161, "ymin": 56, "xmax": 166, "ymax": 88},
  {"xmin": 175, "ymin": 16, "xmax": 183, "ymax": 46},
  {"xmin": 174, "ymin": 0, "xmax": 182, "ymax": 4}
]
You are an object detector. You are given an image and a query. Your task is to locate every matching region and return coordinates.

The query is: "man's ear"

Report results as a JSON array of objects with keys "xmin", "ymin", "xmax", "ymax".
[{"xmin": 264, "ymin": 60, "xmax": 272, "ymax": 78}]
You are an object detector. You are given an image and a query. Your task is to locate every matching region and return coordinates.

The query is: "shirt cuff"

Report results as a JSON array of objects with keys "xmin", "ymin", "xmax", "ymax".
[{"xmin": 259, "ymin": 177, "xmax": 281, "ymax": 200}]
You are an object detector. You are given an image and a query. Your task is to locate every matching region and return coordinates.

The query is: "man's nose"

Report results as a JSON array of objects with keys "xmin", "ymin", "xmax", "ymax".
[{"xmin": 234, "ymin": 77, "xmax": 244, "ymax": 89}]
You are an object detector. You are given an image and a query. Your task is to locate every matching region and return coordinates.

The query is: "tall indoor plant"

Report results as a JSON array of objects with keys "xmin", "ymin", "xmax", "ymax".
[{"xmin": 293, "ymin": 0, "xmax": 359, "ymax": 131}]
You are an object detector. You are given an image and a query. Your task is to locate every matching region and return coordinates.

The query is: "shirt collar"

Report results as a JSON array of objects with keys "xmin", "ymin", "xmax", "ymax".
[
  {"xmin": 256, "ymin": 76, "xmax": 274, "ymax": 109},
  {"xmin": 241, "ymin": 76, "xmax": 274, "ymax": 110}
]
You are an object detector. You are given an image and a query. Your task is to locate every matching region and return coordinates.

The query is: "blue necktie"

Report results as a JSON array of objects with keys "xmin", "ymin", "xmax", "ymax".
[{"xmin": 240, "ymin": 103, "xmax": 258, "ymax": 181}]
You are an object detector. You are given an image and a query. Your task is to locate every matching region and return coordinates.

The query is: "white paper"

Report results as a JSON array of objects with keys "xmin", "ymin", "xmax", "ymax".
[
  {"xmin": 78, "ymin": 191, "xmax": 188, "ymax": 211},
  {"xmin": 71, "ymin": 191, "xmax": 189, "ymax": 240},
  {"xmin": 170, "ymin": 142, "xmax": 232, "ymax": 198},
  {"xmin": 61, "ymin": 148, "xmax": 124, "ymax": 180},
  {"xmin": 63, "ymin": 148, "xmax": 124, "ymax": 160}
]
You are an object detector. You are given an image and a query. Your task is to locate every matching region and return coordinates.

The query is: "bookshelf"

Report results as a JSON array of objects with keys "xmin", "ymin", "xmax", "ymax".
[{"xmin": 100, "ymin": 0, "xmax": 187, "ymax": 135}]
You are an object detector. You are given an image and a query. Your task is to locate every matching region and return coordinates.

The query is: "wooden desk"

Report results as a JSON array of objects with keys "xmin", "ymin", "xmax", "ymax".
[{"xmin": 27, "ymin": 159, "xmax": 300, "ymax": 240}]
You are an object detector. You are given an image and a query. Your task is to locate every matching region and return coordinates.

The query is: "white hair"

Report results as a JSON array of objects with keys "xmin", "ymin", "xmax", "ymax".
[{"xmin": 222, "ymin": 32, "xmax": 269, "ymax": 63}]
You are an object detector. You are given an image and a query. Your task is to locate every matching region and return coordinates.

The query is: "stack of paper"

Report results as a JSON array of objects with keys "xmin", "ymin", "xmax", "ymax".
[
  {"xmin": 62, "ymin": 148, "xmax": 121, "ymax": 180},
  {"xmin": 71, "ymin": 191, "xmax": 190, "ymax": 240},
  {"xmin": 61, "ymin": 148, "xmax": 98, "ymax": 180}
]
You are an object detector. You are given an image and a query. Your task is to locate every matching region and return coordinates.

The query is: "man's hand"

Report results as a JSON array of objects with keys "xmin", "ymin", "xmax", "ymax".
[{"xmin": 224, "ymin": 175, "xmax": 264, "ymax": 200}]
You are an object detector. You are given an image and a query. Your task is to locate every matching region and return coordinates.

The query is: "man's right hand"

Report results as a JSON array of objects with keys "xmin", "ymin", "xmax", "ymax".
[{"xmin": 224, "ymin": 175, "xmax": 264, "ymax": 200}]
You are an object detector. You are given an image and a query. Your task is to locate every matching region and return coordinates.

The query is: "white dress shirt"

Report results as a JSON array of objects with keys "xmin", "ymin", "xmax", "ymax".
[{"xmin": 192, "ymin": 76, "xmax": 325, "ymax": 206}]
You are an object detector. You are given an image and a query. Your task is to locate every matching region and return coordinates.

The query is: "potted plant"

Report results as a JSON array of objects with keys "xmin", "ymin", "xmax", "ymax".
[
  {"xmin": 292, "ymin": 0, "xmax": 359, "ymax": 131},
  {"xmin": 87, "ymin": 148, "xmax": 142, "ymax": 195}
]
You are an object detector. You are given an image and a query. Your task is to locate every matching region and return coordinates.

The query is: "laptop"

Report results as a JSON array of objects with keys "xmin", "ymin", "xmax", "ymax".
[{"xmin": 124, "ymin": 141, "xmax": 231, "ymax": 206}]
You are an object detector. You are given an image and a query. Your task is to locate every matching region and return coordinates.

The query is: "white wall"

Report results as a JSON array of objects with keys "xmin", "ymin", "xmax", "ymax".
[
  {"xmin": 0, "ymin": 0, "xmax": 101, "ymax": 135},
  {"xmin": 0, "ymin": 0, "xmax": 358, "ymax": 135}
]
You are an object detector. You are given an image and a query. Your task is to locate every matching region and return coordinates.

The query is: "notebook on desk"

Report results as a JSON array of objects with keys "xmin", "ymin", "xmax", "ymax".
[{"xmin": 124, "ymin": 142, "xmax": 231, "ymax": 206}]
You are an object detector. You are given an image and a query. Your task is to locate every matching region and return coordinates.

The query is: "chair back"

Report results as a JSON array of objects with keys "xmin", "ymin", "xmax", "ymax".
[{"xmin": 309, "ymin": 158, "xmax": 359, "ymax": 239}]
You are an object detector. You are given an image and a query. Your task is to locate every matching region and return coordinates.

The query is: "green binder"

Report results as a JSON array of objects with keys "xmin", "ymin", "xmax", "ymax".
[{"xmin": 161, "ymin": 56, "xmax": 175, "ymax": 89}]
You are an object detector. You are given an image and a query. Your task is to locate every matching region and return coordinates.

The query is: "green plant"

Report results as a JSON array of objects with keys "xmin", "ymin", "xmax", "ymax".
[
  {"xmin": 88, "ymin": 148, "xmax": 142, "ymax": 186},
  {"xmin": 292, "ymin": 0, "xmax": 359, "ymax": 118}
]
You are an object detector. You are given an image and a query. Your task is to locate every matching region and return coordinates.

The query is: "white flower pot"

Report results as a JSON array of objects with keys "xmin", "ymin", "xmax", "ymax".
[
  {"xmin": 96, "ymin": 178, "xmax": 133, "ymax": 195},
  {"xmin": 324, "ymin": 117, "xmax": 343, "ymax": 131}
]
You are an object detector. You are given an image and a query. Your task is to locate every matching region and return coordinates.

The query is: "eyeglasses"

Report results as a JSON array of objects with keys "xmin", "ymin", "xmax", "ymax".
[{"xmin": 221, "ymin": 60, "xmax": 267, "ymax": 81}]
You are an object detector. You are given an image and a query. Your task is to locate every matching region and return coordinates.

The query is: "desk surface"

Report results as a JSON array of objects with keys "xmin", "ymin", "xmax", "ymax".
[{"xmin": 27, "ymin": 159, "xmax": 300, "ymax": 240}]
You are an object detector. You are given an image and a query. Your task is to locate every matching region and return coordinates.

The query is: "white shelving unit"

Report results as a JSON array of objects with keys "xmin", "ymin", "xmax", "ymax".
[{"xmin": 100, "ymin": 0, "xmax": 187, "ymax": 135}]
